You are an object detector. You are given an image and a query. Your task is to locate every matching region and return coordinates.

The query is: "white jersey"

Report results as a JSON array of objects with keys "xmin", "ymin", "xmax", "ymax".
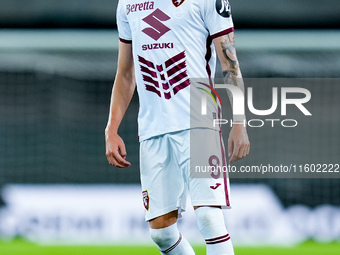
[{"xmin": 117, "ymin": 0, "xmax": 234, "ymax": 141}]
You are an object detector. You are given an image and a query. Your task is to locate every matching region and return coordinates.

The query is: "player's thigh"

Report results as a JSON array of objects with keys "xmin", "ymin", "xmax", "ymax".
[
  {"xmin": 140, "ymin": 133, "xmax": 186, "ymax": 221},
  {"xmin": 149, "ymin": 210, "xmax": 178, "ymax": 229}
]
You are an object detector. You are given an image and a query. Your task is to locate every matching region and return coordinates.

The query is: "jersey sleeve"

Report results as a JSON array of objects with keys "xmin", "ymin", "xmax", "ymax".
[
  {"xmin": 202, "ymin": 0, "xmax": 234, "ymax": 39},
  {"xmin": 116, "ymin": 0, "xmax": 132, "ymax": 43}
]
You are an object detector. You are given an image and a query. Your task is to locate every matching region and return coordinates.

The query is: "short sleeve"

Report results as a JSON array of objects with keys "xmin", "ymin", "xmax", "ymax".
[
  {"xmin": 116, "ymin": 0, "xmax": 132, "ymax": 43},
  {"xmin": 202, "ymin": 0, "xmax": 234, "ymax": 39}
]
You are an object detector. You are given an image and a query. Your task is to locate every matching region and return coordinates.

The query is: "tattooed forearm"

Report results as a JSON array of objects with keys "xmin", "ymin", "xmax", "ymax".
[
  {"xmin": 220, "ymin": 33, "xmax": 245, "ymax": 109},
  {"xmin": 220, "ymin": 33, "xmax": 238, "ymax": 75},
  {"xmin": 222, "ymin": 70, "xmax": 235, "ymax": 108},
  {"xmin": 223, "ymin": 70, "xmax": 237, "ymax": 89},
  {"xmin": 223, "ymin": 69, "xmax": 245, "ymax": 110}
]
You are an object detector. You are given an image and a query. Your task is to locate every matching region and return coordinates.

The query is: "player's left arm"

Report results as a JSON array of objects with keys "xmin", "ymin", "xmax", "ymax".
[{"xmin": 213, "ymin": 32, "xmax": 250, "ymax": 163}]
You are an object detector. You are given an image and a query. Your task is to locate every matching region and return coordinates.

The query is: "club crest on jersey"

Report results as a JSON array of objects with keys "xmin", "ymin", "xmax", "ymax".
[
  {"xmin": 142, "ymin": 190, "xmax": 149, "ymax": 210},
  {"xmin": 172, "ymin": 0, "xmax": 185, "ymax": 7},
  {"xmin": 215, "ymin": 0, "xmax": 231, "ymax": 18}
]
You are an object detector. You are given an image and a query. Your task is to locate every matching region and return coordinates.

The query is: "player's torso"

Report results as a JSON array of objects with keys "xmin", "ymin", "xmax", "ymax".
[
  {"xmin": 124, "ymin": 0, "xmax": 212, "ymax": 78},
  {"xmin": 119, "ymin": 0, "xmax": 219, "ymax": 140}
]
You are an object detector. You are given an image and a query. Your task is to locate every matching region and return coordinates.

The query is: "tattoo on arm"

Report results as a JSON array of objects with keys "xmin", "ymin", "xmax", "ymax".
[
  {"xmin": 221, "ymin": 33, "xmax": 238, "ymax": 73},
  {"xmin": 220, "ymin": 33, "xmax": 245, "ymax": 108}
]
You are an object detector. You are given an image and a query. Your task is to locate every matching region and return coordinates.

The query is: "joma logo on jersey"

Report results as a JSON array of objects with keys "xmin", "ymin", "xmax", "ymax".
[
  {"xmin": 138, "ymin": 51, "xmax": 190, "ymax": 100},
  {"xmin": 126, "ymin": 1, "xmax": 154, "ymax": 15},
  {"xmin": 142, "ymin": 9, "xmax": 171, "ymax": 41}
]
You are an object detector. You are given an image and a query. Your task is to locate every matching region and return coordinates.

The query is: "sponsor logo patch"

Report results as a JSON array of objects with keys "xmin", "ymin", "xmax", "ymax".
[
  {"xmin": 142, "ymin": 42, "xmax": 174, "ymax": 51},
  {"xmin": 126, "ymin": 1, "xmax": 154, "ymax": 15},
  {"xmin": 142, "ymin": 190, "xmax": 149, "ymax": 210},
  {"xmin": 215, "ymin": 0, "xmax": 231, "ymax": 18},
  {"xmin": 142, "ymin": 9, "xmax": 171, "ymax": 41}
]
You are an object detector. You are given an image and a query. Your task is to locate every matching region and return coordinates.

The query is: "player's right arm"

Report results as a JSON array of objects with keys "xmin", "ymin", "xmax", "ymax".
[{"xmin": 105, "ymin": 41, "xmax": 136, "ymax": 168}]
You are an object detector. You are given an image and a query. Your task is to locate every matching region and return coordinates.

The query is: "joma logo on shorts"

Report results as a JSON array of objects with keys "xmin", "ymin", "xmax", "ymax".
[{"xmin": 210, "ymin": 183, "xmax": 221, "ymax": 190}]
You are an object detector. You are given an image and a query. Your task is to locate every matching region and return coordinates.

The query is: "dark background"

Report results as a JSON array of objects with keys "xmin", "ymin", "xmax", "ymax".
[{"xmin": 0, "ymin": 0, "xmax": 339, "ymax": 29}]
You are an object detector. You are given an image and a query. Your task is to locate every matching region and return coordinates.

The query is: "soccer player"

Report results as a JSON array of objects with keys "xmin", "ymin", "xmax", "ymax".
[{"xmin": 106, "ymin": 0, "xmax": 250, "ymax": 254}]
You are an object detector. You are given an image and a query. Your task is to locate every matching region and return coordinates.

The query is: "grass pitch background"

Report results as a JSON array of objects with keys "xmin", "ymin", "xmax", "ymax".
[{"xmin": 0, "ymin": 240, "xmax": 339, "ymax": 255}]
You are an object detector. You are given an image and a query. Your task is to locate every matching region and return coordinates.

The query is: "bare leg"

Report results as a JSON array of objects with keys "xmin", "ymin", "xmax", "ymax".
[{"xmin": 149, "ymin": 210, "xmax": 178, "ymax": 229}]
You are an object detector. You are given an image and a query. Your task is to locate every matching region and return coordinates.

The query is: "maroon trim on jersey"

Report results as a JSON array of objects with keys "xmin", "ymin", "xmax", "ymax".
[
  {"xmin": 204, "ymin": 35, "xmax": 213, "ymax": 79},
  {"xmin": 206, "ymin": 234, "xmax": 231, "ymax": 245},
  {"xmin": 162, "ymin": 233, "xmax": 183, "ymax": 253},
  {"xmin": 211, "ymin": 27, "xmax": 234, "ymax": 40},
  {"xmin": 218, "ymin": 106, "xmax": 230, "ymax": 207},
  {"xmin": 119, "ymin": 37, "xmax": 132, "ymax": 44}
]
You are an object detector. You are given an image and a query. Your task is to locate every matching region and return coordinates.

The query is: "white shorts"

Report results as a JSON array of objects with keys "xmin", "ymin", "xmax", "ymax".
[{"xmin": 140, "ymin": 128, "xmax": 231, "ymax": 221}]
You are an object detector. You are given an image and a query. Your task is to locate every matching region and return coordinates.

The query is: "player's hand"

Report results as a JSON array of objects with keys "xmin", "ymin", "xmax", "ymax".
[
  {"xmin": 105, "ymin": 129, "xmax": 131, "ymax": 168},
  {"xmin": 228, "ymin": 123, "xmax": 250, "ymax": 164}
]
